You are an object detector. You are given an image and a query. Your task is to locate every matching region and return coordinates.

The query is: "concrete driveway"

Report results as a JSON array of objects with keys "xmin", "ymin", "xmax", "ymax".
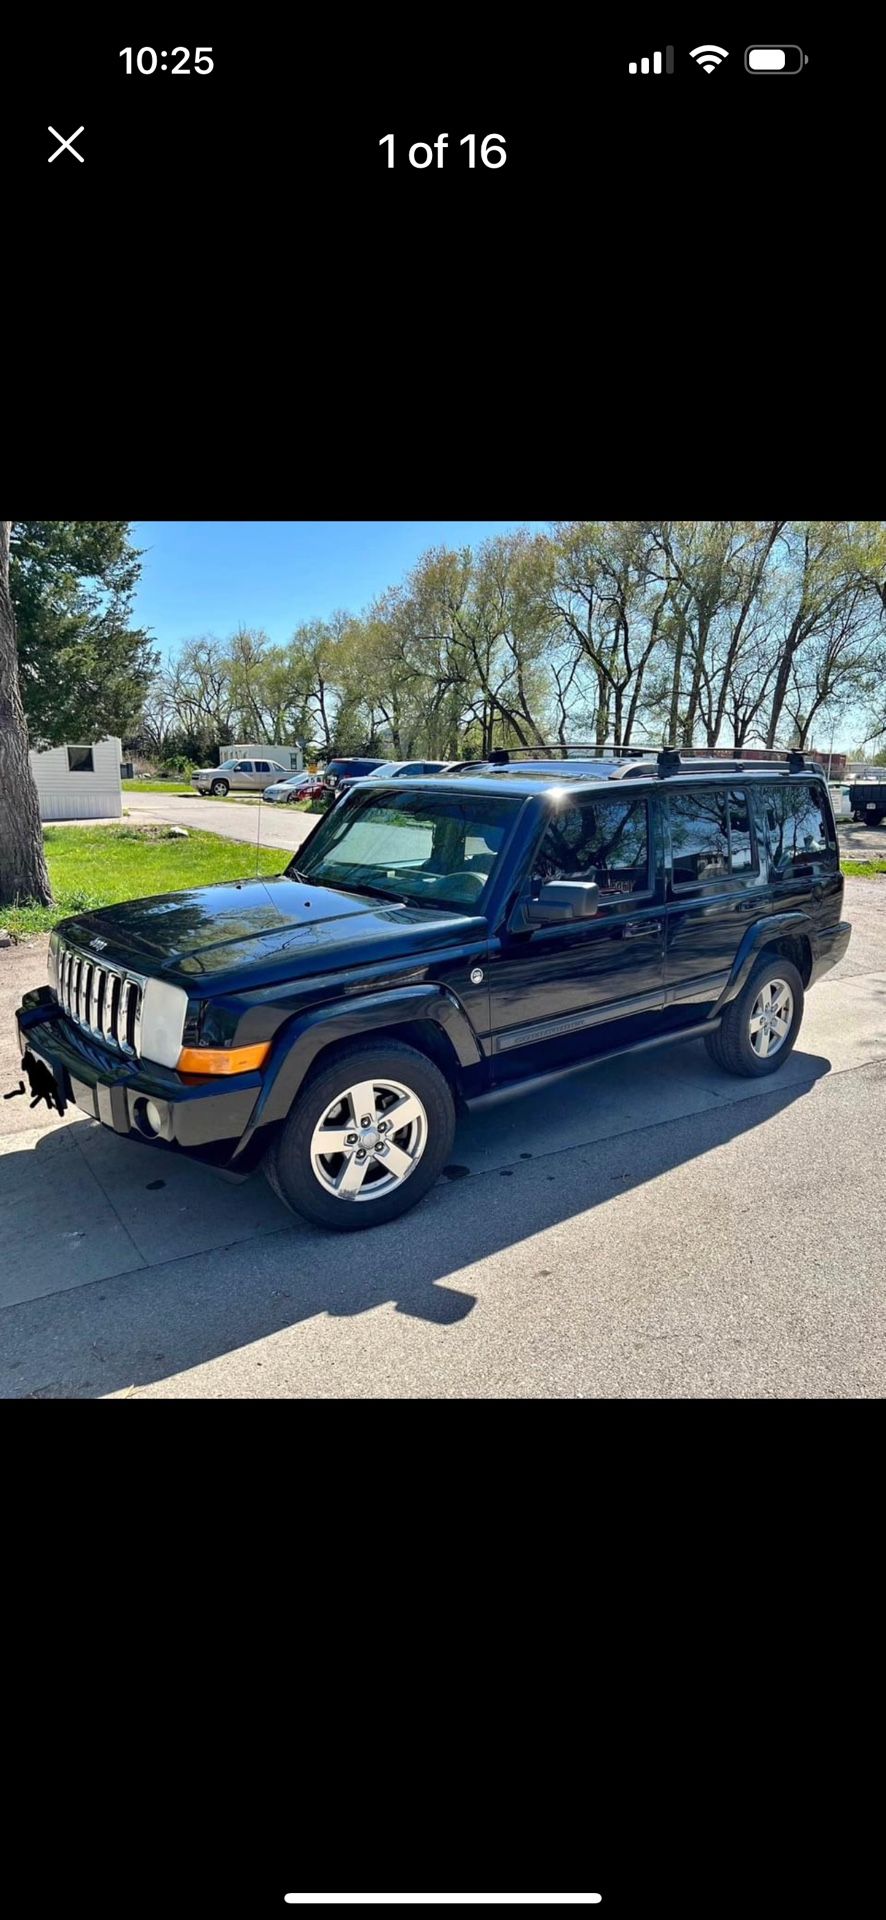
[{"xmin": 1, "ymin": 877, "xmax": 885, "ymax": 1398}]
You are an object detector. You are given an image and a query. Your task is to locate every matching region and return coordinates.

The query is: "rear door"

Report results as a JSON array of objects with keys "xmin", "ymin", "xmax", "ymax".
[
  {"xmin": 253, "ymin": 759, "xmax": 274, "ymax": 789},
  {"xmin": 663, "ymin": 784, "xmax": 764, "ymax": 1009},
  {"xmin": 488, "ymin": 790, "xmax": 666, "ymax": 1055}
]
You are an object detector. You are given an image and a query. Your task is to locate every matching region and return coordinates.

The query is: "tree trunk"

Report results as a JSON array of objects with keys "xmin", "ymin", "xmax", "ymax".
[
  {"xmin": 667, "ymin": 612, "xmax": 686, "ymax": 745},
  {"xmin": 0, "ymin": 522, "xmax": 53, "ymax": 907}
]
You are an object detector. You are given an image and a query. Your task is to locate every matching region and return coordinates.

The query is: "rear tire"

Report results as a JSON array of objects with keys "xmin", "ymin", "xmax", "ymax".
[
  {"xmin": 264, "ymin": 1040, "xmax": 456, "ymax": 1231},
  {"xmin": 703, "ymin": 955, "xmax": 804, "ymax": 1078},
  {"xmin": 210, "ymin": 779, "xmax": 229, "ymax": 797}
]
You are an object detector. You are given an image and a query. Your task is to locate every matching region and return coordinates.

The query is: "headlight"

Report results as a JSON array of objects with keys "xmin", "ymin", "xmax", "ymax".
[
  {"xmin": 48, "ymin": 929, "xmax": 60, "ymax": 989},
  {"xmin": 139, "ymin": 978, "xmax": 188, "ymax": 1067}
]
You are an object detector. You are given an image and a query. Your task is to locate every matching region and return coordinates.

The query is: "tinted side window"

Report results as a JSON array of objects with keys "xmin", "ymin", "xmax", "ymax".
[
  {"xmin": 726, "ymin": 788, "xmax": 755, "ymax": 872},
  {"xmin": 255, "ymin": 761, "xmax": 271, "ymax": 772},
  {"xmin": 669, "ymin": 791, "xmax": 730, "ymax": 885},
  {"xmin": 754, "ymin": 782, "xmax": 836, "ymax": 872},
  {"xmin": 532, "ymin": 798, "xmax": 650, "ymax": 898}
]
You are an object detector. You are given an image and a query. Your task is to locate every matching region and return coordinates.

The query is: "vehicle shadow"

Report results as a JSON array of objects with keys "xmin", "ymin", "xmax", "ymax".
[{"xmin": 0, "ymin": 1046, "xmax": 833, "ymax": 1397}]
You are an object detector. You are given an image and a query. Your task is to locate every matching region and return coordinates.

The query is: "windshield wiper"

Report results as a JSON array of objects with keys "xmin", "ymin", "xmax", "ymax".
[{"xmin": 341, "ymin": 880, "xmax": 409, "ymax": 905}]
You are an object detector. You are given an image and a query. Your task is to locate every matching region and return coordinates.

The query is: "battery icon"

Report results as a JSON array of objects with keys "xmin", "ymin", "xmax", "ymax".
[{"xmin": 745, "ymin": 45, "xmax": 807, "ymax": 73}]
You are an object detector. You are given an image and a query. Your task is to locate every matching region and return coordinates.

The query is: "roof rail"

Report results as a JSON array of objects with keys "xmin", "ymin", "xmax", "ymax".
[{"xmin": 481, "ymin": 743, "xmax": 655, "ymax": 764}]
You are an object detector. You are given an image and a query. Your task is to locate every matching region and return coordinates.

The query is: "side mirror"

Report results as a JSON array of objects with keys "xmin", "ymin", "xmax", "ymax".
[{"xmin": 523, "ymin": 880, "xmax": 600, "ymax": 926}]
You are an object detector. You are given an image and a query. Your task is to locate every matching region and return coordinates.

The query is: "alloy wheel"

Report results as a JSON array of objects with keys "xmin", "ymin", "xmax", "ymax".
[
  {"xmin": 748, "ymin": 977, "xmax": 793, "ymax": 1058},
  {"xmin": 309, "ymin": 1076, "xmax": 428, "ymax": 1201}
]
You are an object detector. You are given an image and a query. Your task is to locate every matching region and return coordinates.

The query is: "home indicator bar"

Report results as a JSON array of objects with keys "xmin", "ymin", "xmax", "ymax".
[{"xmin": 283, "ymin": 1901, "xmax": 604, "ymax": 1909}]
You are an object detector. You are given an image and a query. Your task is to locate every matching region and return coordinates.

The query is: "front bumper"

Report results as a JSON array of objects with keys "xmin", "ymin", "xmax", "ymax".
[
  {"xmin": 14, "ymin": 989, "xmax": 264, "ymax": 1169},
  {"xmin": 809, "ymin": 920, "xmax": 851, "ymax": 986}
]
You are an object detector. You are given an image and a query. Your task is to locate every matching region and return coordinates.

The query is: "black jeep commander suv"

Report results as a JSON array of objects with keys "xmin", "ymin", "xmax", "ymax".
[{"xmin": 15, "ymin": 747, "xmax": 850, "ymax": 1231}]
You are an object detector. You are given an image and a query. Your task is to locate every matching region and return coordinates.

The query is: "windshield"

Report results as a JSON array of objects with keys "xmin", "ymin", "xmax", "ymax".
[{"xmin": 291, "ymin": 789, "xmax": 521, "ymax": 912}]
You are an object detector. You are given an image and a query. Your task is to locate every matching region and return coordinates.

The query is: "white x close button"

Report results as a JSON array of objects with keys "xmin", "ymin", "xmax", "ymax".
[{"xmin": 48, "ymin": 126, "xmax": 85, "ymax": 163}]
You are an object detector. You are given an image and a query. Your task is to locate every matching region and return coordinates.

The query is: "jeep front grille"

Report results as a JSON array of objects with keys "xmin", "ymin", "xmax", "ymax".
[{"xmin": 56, "ymin": 941, "xmax": 146, "ymax": 1057}]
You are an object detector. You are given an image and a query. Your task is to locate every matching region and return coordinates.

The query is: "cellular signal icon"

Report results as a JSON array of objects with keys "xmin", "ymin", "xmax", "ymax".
[
  {"xmin": 628, "ymin": 47, "xmax": 674, "ymax": 74},
  {"xmin": 689, "ymin": 44, "xmax": 730, "ymax": 71}
]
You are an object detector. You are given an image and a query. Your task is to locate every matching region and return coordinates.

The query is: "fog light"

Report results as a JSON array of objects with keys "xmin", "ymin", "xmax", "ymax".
[{"xmin": 145, "ymin": 1100, "xmax": 163, "ymax": 1136}]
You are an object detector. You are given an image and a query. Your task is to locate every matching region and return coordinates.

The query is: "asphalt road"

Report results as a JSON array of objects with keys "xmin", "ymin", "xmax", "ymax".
[
  {"xmin": 1, "ymin": 874, "xmax": 884, "ymax": 1398},
  {"xmin": 124, "ymin": 788, "xmax": 317, "ymax": 858}
]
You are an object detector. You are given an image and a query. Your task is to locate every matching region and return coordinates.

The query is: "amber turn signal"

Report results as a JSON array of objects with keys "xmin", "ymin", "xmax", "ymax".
[{"xmin": 177, "ymin": 1042, "xmax": 271, "ymax": 1075}]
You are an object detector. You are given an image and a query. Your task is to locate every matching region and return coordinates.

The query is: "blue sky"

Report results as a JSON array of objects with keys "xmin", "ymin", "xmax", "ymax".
[{"xmin": 131, "ymin": 522, "xmax": 545, "ymax": 659}]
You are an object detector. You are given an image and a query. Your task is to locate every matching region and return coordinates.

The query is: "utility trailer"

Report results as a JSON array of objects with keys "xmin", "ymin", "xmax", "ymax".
[{"xmin": 848, "ymin": 778, "xmax": 886, "ymax": 825}]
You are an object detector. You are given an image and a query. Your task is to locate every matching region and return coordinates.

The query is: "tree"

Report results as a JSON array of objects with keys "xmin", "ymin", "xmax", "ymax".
[
  {"xmin": 10, "ymin": 521, "xmax": 157, "ymax": 746},
  {"xmin": 551, "ymin": 522, "xmax": 677, "ymax": 747},
  {"xmin": 0, "ymin": 522, "xmax": 52, "ymax": 907}
]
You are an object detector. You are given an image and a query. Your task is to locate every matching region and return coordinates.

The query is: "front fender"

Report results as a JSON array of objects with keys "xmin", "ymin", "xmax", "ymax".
[
  {"xmin": 712, "ymin": 910, "xmax": 813, "ymax": 1016},
  {"xmin": 229, "ymin": 982, "xmax": 481, "ymax": 1164}
]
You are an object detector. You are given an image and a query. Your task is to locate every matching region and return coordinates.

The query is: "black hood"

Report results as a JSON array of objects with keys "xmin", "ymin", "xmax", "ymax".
[{"xmin": 56, "ymin": 875, "xmax": 483, "ymax": 989}]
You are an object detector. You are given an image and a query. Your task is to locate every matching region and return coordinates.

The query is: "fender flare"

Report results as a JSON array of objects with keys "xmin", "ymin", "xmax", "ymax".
[
  {"xmin": 230, "ymin": 982, "xmax": 481, "ymax": 1161},
  {"xmin": 711, "ymin": 910, "xmax": 814, "ymax": 1016}
]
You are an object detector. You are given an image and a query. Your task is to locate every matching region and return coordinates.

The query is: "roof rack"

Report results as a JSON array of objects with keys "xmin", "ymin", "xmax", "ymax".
[
  {"xmin": 439, "ymin": 744, "xmax": 820, "ymax": 779},
  {"xmin": 436, "ymin": 743, "xmax": 658, "ymax": 772},
  {"xmin": 651, "ymin": 747, "xmax": 814, "ymax": 779},
  {"xmin": 484, "ymin": 743, "xmax": 647, "ymax": 763}
]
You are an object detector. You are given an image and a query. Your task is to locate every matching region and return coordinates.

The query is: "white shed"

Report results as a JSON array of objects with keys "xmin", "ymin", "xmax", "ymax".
[
  {"xmin": 29, "ymin": 737, "xmax": 123, "ymax": 822},
  {"xmin": 220, "ymin": 742, "xmax": 304, "ymax": 773}
]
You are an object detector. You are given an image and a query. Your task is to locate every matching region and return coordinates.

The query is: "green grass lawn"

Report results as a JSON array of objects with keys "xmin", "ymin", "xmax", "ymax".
[
  {"xmin": 1, "ymin": 825, "xmax": 285, "ymax": 939},
  {"xmin": 122, "ymin": 779, "xmax": 193, "ymax": 794},
  {"xmin": 841, "ymin": 858, "xmax": 886, "ymax": 876}
]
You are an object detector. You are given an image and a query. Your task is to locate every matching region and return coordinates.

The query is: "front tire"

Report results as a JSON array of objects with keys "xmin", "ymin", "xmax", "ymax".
[
  {"xmin": 210, "ymin": 779, "xmax": 229, "ymax": 797},
  {"xmin": 264, "ymin": 1040, "xmax": 456, "ymax": 1231},
  {"xmin": 704, "ymin": 955, "xmax": 804, "ymax": 1078}
]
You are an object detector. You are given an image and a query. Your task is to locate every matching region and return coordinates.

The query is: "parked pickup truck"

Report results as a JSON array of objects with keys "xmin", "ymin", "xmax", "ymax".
[
  {"xmin": 191, "ymin": 757, "xmax": 290, "ymax": 796},
  {"xmin": 848, "ymin": 778, "xmax": 886, "ymax": 825},
  {"xmin": 14, "ymin": 747, "xmax": 850, "ymax": 1233}
]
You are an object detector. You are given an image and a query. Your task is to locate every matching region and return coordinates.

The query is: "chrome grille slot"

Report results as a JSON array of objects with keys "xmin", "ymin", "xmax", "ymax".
[{"xmin": 54, "ymin": 939, "xmax": 145, "ymax": 1058}]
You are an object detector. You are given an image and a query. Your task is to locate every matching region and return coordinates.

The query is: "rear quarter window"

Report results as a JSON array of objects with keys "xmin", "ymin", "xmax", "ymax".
[{"xmin": 753, "ymin": 781, "xmax": 837, "ymax": 873}]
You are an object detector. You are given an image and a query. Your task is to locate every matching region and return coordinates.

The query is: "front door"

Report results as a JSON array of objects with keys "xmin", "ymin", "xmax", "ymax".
[{"xmin": 487, "ymin": 790, "xmax": 666, "ymax": 1068}]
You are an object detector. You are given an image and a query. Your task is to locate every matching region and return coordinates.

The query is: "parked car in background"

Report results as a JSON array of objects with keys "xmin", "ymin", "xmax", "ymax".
[
  {"xmin": 362, "ymin": 759, "xmax": 450, "ymax": 782},
  {"xmin": 192, "ymin": 757, "xmax": 290, "ymax": 796},
  {"xmin": 324, "ymin": 757, "xmax": 385, "ymax": 793},
  {"xmin": 262, "ymin": 772, "xmax": 333, "ymax": 805},
  {"xmin": 848, "ymin": 777, "xmax": 886, "ymax": 824}
]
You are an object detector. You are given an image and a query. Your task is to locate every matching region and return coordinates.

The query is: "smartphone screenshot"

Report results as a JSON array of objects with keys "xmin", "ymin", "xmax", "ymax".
[{"xmin": 2, "ymin": 18, "xmax": 883, "ymax": 1920}]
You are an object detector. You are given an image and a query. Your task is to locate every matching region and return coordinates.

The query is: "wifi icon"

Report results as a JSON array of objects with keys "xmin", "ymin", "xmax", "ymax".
[{"xmin": 689, "ymin": 44, "xmax": 729, "ymax": 71}]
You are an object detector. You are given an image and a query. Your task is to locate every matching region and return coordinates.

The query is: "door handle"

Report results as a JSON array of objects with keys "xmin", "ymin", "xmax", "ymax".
[{"xmin": 623, "ymin": 919, "xmax": 662, "ymax": 938}]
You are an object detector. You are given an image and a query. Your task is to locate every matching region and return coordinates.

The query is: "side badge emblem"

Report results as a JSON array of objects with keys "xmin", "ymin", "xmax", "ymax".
[{"xmin": 470, "ymin": 967, "xmax": 484, "ymax": 985}]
